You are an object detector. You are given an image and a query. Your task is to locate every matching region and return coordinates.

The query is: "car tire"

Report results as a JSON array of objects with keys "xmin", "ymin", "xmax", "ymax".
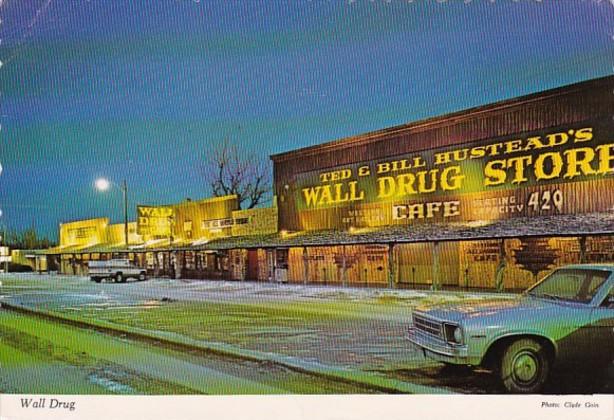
[
  {"xmin": 500, "ymin": 338, "xmax": 550, "ymax": 393},
  {"xmin": 115, "ymin": 273, "xmax": 124, "ymax": 283},
  {"xmin": 138, "ymin": 272, "xmax": 146, "ymax": 281},
  {"xmin": 92, "ymin": 277, "xmax": 102, "ymax": 283}
]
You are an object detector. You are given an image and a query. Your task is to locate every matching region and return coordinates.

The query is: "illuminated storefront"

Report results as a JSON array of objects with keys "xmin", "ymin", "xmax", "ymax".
[
  {"xmin": 270, "ymin": 75, "xmax": 614, "ymax": 290},
  {"xmin": 46, "ymin": 196, "xmax": 280, "ymax": 281},
  {"xmin": 46, "ymin": 76, "xmax": 614, "ymax": 290}
]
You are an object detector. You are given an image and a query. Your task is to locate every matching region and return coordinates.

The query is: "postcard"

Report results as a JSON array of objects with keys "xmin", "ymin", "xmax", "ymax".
[{"xmin": 0, "ymin": 1, "xmax": 613, "ymax": 419}]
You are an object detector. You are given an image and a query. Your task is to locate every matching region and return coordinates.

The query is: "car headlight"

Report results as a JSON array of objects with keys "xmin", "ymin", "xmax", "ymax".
[
  {"xmin": 444, "ymin": 323, "xmax": 463, "ymax": 345},
  {"xmin": 453, "ymin": 326, "xmax": 463, "ymax": 344}
]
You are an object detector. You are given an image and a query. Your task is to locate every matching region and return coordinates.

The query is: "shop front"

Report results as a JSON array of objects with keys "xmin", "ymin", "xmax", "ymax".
[
  {"xmin": 269, "ymin": 76, "xmax": 614, "ymax": 291},
  {"xmin": 45, "ymin": 76, "xmax": 614, "ymax": 291}
]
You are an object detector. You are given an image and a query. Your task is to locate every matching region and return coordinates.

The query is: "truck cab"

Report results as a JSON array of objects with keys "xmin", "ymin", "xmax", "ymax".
[{"xmin": 88, "ymin": 259, "xmax": 147, "ymax": 283}]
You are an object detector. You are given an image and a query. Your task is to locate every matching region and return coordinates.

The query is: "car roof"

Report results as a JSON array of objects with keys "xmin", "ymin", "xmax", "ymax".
[{"xmin": 557, "ymin": 263, "xmax": 614, "ymax": 272}]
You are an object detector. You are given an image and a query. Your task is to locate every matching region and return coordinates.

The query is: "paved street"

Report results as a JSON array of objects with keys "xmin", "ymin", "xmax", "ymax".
[{"xmin": 0, "ymin": 273, "xmax": 611, "ymax": 394}]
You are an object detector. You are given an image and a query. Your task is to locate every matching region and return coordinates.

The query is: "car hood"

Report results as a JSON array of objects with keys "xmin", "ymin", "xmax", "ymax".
[{"xmin": 413, "ymin": 295, "xmax": 574, "ymax": 324}]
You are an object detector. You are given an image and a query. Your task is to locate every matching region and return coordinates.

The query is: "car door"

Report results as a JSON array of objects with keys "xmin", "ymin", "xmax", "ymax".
[{"xmin": 589, "ymin": 284, "xmax": 614, "ymax": 365}]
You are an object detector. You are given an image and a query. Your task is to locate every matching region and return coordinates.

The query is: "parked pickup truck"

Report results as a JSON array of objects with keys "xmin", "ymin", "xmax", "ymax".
[
  {"xmin": 88, "ymin": 259, "xmax": 147, "ymax": 283},
  {"xmin": 408, "ymin": 264, "xmax": 614, "ymax": 393}
]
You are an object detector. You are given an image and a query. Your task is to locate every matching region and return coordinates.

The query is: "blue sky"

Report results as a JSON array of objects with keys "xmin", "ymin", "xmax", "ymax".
[{"xmin": 1, "ymin": 0, "xmax": 613, "ymax": 240}]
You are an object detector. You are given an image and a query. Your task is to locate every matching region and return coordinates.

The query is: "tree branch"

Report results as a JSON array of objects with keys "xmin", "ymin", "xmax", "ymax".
[{"xmin": 202, "ymin": 136, "xmax": 272, "ymax": 209}]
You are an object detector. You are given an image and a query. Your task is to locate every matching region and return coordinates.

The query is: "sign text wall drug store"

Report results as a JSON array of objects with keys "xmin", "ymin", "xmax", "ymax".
[
  {"xmin": 294, "ymin": 118, "xmax": 613, "ymax": 230},
  {"xmin": 271, "ymin": 76, "xmax": 614, "ymax": 290}
]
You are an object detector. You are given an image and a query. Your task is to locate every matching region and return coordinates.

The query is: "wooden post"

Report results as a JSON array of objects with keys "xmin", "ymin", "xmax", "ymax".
[
  {"xmin": 341, "ymin": 245, "xmax": 347, "ymax": 288},
  {"xmin": 463, "ymin": 266, "xmax": 470, "ymax": 290},
  {"xmin": 267, "ymin": 250, "xmax": 273, "ymax": 282},
  {"xmin": 302, "ymin": 246, "xmax": 309, "ymax": 285},
  {"xmin": 388, "ymin": 243, "xmax": 396, "ymax": 289},
  {"xmin": 153, "ymin": 252, "xmax": 160, "ymax": 277},
  {"xmin": 432, "ymin": 241, "xmax": 440, "ymax": 291},
  {"xmin": 495, "ymin": 239, "xmax": 507, "ymax": 292},
  {"xmin": 579, "ymin": 236, "xmax": 587, "ymax": 263},
  {"xmin": 177, "ymin": 250, "xmax": 184, "ymax": 279}
]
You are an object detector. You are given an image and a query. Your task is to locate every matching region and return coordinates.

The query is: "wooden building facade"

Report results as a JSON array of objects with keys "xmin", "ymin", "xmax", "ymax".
[
  {"xmin": 269, "ymin": 75, "xmax": 614, "ymax": 290},
  {"xmin": 46, "ymin": 76, "xmax": 614, "ymax": 291}
]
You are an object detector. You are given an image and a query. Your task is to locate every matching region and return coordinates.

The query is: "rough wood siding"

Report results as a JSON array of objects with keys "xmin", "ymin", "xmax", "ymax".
[
  {"xmin": 256, "ymin": 249, "xmax": 270, "ymax": 281},
  {"xmin": 231, "ymin": 207, "xmax": 278, "ymax": 237},
  {"xmin": 585, "ymin": 236, "xmax": 614, "ymax": 263},
  {"xmin": 499, "ymin": 237, "xmax": 585, "ymax": 290},
  {"xmin": 170, "ymin": 196, "xmax": 238, "ymax": 243},
  {"xmin": 305, "ymin": 246, "xmax": 341, "ymax": 284},
  {"xmin": 287, "ymin": 247, "xmax": 305, "ymax": 283},
  {"xmin": 246, "ymin": 250, "xmax": 259, "ymax": 280},
  {"xmin": 272, "ymin": 77, "xmax": 614, "ymax": 231},
  {"xmin": 106, "ymin": 222, "xmax": 141, "ymax": 245},
  {"xmin": 458, "ymin": 240, "xmax": 499, "ymax": 289},
  {"xmin": 273, "ymin": 77, "xmax": 613, "ymax": 176},
  {"xmin": 352, "ymin": 245, "xmax": 389, "ymax": 285},
  {"xmin": 396, "ymin": 243, "xmax": 435, "ymax": 286},
  {"xmin": 437, "ymin": 242, "xmax": 460, "ymax": 286},
  {"xmin": 396, "ymin": 242, "xmax": 459, "ymax": 287},
  {"xmin": 229, "ymin": 249, "xmax": 247, "ymax": 280},
  {"xmin": 286, "ymin": 245, "xmax": 391, "ymax": 286}
]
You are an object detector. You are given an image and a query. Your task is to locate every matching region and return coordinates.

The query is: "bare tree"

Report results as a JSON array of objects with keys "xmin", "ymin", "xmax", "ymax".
[{"xmin": 203, "ymin": 137, "xmax": 272, "ymax": 209}]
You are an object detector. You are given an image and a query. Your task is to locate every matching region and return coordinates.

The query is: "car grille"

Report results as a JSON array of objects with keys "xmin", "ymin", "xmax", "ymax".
[{"xmin": 413, "ymin": 314, "xmax": 443, "ymax": 338}]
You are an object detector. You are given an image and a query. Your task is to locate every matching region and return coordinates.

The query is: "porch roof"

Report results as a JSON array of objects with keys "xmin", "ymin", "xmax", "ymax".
[
  {"xmin": 197, "ymin": 211, "xmax": 614, "ymax": 250},
  {"xmin": 44, "ymin": 211, "xmax": 614, "ymax": 253}
]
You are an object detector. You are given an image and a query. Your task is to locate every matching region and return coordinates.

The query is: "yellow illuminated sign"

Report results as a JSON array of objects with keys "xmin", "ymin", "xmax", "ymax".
[
  {"xmin": 59, "ymin": 218, "xmax": 108, "ymax": 247},
  {"xmin": 291, "ymin": 119, "xmax": 614, "ymax": 229},
  {"xmin": 299, "ymin": 124, "xmax": 613, "ymax": 209},
  {"xmin": 137, "ymin": 206, "xmax": 174, "ymax": 237}
]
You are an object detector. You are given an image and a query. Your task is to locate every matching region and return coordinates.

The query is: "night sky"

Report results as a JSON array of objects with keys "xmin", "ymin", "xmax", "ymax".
[{"xmin": 1, "ymin": 0, "xmax": 613, "ymax": 240}]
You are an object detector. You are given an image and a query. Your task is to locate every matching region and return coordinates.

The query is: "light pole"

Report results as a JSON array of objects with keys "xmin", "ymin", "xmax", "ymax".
[{"xmin": 95, "ymin": 178, "xmax": 129, "ymax": 248}]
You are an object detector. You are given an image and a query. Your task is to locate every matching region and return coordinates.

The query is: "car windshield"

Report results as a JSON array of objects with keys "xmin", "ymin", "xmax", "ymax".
[{"xmin": 527, "ymin": 268, "xmax": 610, "ymax": 304}]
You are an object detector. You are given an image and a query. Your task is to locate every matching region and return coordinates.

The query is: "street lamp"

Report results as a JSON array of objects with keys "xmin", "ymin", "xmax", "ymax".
[
  {"xmin": 95, "ymin": 178, "xmax": 110, "ymax": 191},
  {"xmin": 95, "ymin": 178, "xmax": 129, "ymax": 248}
]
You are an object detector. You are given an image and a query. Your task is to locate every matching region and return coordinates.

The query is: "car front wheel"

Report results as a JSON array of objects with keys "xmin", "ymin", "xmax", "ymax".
[{"xmin": 500, "ymin": 338, "xmax": 550, "ymax": 393}]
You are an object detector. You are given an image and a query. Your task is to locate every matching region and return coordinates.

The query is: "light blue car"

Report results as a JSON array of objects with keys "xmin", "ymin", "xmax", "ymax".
[{"xmin": 408, "ymin": 264, "xmax": 614, "ymax": 393}]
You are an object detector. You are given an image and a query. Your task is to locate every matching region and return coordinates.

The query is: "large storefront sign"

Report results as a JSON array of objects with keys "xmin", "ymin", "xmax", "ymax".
[
  {"xmin": 137, "ymin": 205, "xmax": 174, "ymax": 237},
  {"xmin": 59, "ymin": 218, "xmax": 108, "ymax": 247},
  {"xmin": 292, "ymin": 118, "xmax": 614, "ymax": 229}
]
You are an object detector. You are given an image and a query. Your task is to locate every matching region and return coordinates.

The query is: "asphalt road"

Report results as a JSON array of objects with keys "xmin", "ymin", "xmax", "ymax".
[{"xmin": 1, "ymin": 273, "xmax": 611, "ymax": 394}]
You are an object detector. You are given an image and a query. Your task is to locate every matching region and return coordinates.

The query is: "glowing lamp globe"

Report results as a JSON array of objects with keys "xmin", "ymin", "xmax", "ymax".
[{"xmin": 95, "ymin": 178, "xmax": 110, "ymax": 191}]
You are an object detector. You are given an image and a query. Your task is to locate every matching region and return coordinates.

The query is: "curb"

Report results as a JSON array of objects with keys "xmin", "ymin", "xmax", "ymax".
[{"xmin": 0, "ymin": 300, "xmax": 453, "ymax": 395}]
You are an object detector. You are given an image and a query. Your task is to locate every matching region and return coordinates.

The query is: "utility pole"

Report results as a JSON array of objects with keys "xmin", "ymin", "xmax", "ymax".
[
  {"xmin": 122, "ymin": 179, "xmax": 128, "ymax": 248},
  {"xmin": 95, "ymin": 177, "xmax": 130, "ymax": 249}
]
